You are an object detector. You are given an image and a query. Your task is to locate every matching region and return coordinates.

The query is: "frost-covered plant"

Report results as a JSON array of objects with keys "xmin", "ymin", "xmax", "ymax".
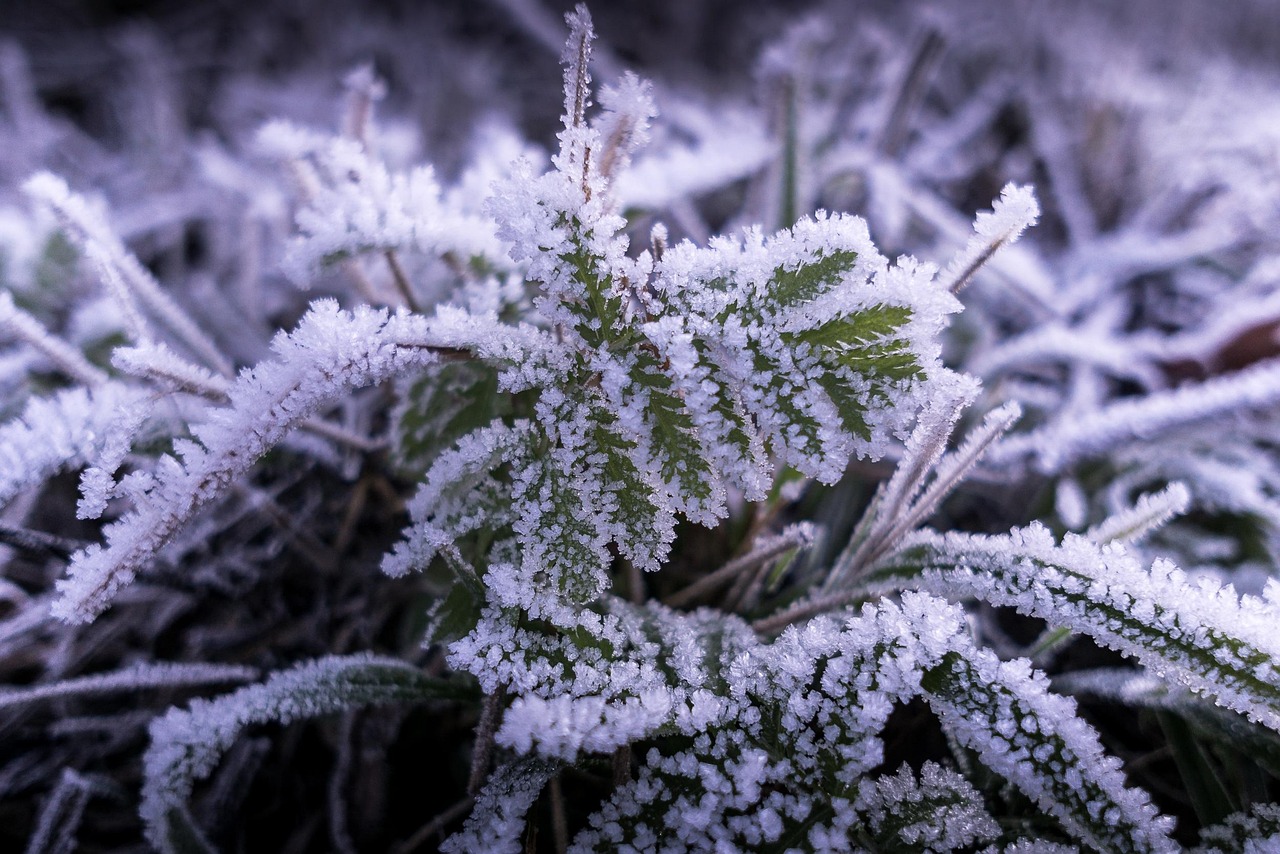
[{"xmin": 8, "ymin": 3, "xmax": 1280, "ymax": 852}]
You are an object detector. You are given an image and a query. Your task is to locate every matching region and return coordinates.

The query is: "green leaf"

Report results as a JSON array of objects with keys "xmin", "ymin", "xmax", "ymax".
[
  {"xmin": 746, "ymin": 344, "xmax": 829, "ymax": 461},
  {"xmin": 922, "ymin": 649, "xmax": 1174, "ymax": 853},
  {"xmin": 857, "ymin": 763, "xmax": 999, "ymax": 853},
  {"xmin": 631, "ymin": 350, "xmax": 720, "ymax": 520},
  {"xmin": 788, "ymin": 303, "xmax": 912, "ymax": 350},
  {"xmin": 560, "ymin": 221, "xmax": 626, "ymax": 349},
  {"xmin": 867, "ymin": 526, "xmax": 1280, "ymax": 736},
  {"xmin": 591, "ymin": 415, "xmax": 673, "ymax": 572},
  {"xmin": 393, "ymin": 361, "xmax": 504, "ymax": 477},
  {"xmin": 516, "ymin": 453, "xmax": 611, "ymax": 605},
  {"xmin": 424, "ymin": 581, "xmax": 485, "ymax": 646},
  {"xmin": 1193, "ymin": 803, "xmax": 1280, "ymax": 853},
  {"xmin": 767, "ymin": 248, "xmax": 859, "ymax": 308},
  {"xmin": 1157, "ymin": 710, "xmax": 1236, "ymax": 827},
  {"xmin": 384, "ymin": 420, "xmax": 534, "ymax": 580}
]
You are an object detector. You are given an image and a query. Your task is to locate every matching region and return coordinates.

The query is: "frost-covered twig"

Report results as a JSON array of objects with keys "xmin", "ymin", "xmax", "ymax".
[
  {"xmin": 0, "ymin": 662, "xmax": 257, "ymax": 713},
  {"xmin": 990, "ymin": 358, "xmax": 1280, "ymax": 474},
  {"xmin": 665, "ymin": 522, "xmax": 814, "ymax": 608},
  {"xmin": 0, "ymin": 292, "xmax": 107, "ymax": 386},
  {"xmin": 939, "ymin": 182, "xmax": 1040, "ymax": 294},
  {"xmin": 800, "ymin": 396, "xmax": 1016, "ymax": 606}
]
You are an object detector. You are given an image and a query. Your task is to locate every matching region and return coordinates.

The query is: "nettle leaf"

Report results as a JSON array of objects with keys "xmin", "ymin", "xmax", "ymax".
[
  {"xmin": 510, "ymin": 449, "xmax": 613, "ymax": 613},
  {"xmin": 572, "ymin": 593, "xmax": 1169, "ymax": 853},
  {"xmin": 424, "ymin": 580, "xmax": 485, "ymax": 647},
  {"xmin": 647, "ymin": 219, "xmax": 959, "ymax": 481},
  {"xmin": 559, "ymin": 219, "xmax": 627, "ymax": 350},
  {"xmin": 441, "ymin": 756, "xmax": 560, "ymax": 854},
  {"xmin": 922, "ymin": 649, "xmax": 1175, "ymax": 854},
  {"xmin": 383, "ymin": 419, "xmax": 534, "ymax": 583},
  {"xmin": 855, "ymin": 763, "xmax": 998, "ymax": 853},
  {"xmin": 391, "ymin": 360, "xmax": 504, "ymax": 477},
  {"xmin": 587, "ymin": 408, "xmax": 677, "ymax": 572},
  {"xmin": 1192, "ymin": 802, "xmax": 1280, "ymax": 854},
  {"xmin": 766, "ymin": 248, "xmax": 860, "ymax": 309},
  {"xmin": 625, "ymin": 347, "xmax": 723, "ymax": 525},
  {"xmin": 448, "ymin": 7, "xmax": 962, "ymax": 630}
]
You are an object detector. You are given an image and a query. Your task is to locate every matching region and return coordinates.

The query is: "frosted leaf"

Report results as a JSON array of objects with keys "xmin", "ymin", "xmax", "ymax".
[
  {"xmin": 0, "ymin": 382, "xmax": 146, "ymax": 510},
  {"xmin": 497, "ymin": 689, "xmax": 675, "ymax": 759},
  {"xmin": 923, "ymin": 640, "xmax": 1176, "ymax": 853},
  {"xmin": 112, "ymin": 341, "xmax": 230, "ymax": 399},
  {"xmin": 855, "ymin": 763, "xmax": 999, "ymax": 850},
  {"xmin": 1086, "ymin": 482, "xmax": 1191, "ymax": 545},
  {"xmin": 383, "ymin": 420, "xmax": 534, "ymax": 579},
  {"xmin": 0, "ymin": 291, "xmax": 107, "ymax": 387},
  {"xmin": 870, "ymin": 523, "xmax": 1280, "ymax": 733},
  {"xmin": 989, "ymin": 359, "xmax": 1280, "ymax": 474},
  {"xmin": 1192, "ymin": 802, "xmax": 1280, "ymax": 854},
  {"xmin": 54, "ymin": 300, "xmax": 440, "ymax": 623},
  {"xmin": 0, "ymin": 661, "xmax": 256, "ymax": 713},
  {"xmin": 431, "ymin": 16, "xmax": 968, "ymax": 654},
  {"xmin": 23, "ymin": 172, "xmax": 232, "ymax": 376},
  {"xmin": 75, "ymin": 398, "xmax": 152, "ymax": 520},
  {"xmin": 572, "ymin": 593, "xmax": 1170, "ymax": 853},
  {"xmin": 272, "ymin": 134, "xmax": 506, "ymax": 287},
  {"xmin": 142, "ymin": 654, "xmax": 459, "ymax": 852},
  {"xmin": 560, "ymin": 5, "xmax": 594, "ymax": 132}
]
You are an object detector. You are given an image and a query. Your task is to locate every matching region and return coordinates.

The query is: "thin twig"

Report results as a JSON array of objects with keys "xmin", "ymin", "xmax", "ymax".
[
  {"xmin": 0, "ymin": 524, "xmax": 88, "ymax": 560},
  {"xmin": 468, "ymin": 687, "xmax": 505, "ymax": 796},
  {"xmin": 548, "ymin": 774, "xmax": 568, "ymax": 854},
  {"xmin": 625, "ymin": 559, "xmax": 644, "ymax": 605},
  {"xmin": 393, "ymin": 796, "xmax": 474, "ymax": 854},
  {"xmin": 612, "ymin": 744, "xmax": 631, "ymax": 788},
  {"xmin": 666, "ymin": 526, "xmax": 812, "ymax": 609},
  {"xmin": 383, "ymin": 250, "xmax": 420, "ymax": 312},
  {"xmin": 728, "ymin": 548, "xmax": 789, "ymax": 614},
  {"xmin": 327, "ymin": 713, "xmax": 359, "ymax": 854},
  {"xmin": 234, "ymin": 484, "xmax": 340, "ymax": 574},
  {"xmin": 752, "ymin": 589, "xmax": 861, "ymax": 636},
  {"xmin": 333, "ymin": 475, "xmax": 371, "ymax": 555},
  {"xmin": 342, "ymin": 257, "xmax": 385, "ymax": 305},
  {"xmin": 297, "ymin": 418, "xmax": 387, "ymax": 453},
  {"xmin": 945, "ymin": 236, "xmax": 1009, "ymax": 295},
  {"xmin": 876, "ymin": 28, "xmax": 944, "ymax": 157}
]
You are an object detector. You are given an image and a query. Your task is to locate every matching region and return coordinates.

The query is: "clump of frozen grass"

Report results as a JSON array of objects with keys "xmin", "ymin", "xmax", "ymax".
[{"xmin": 6, "ymin": 3, "xmax": 1280, "ymax": 852}]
